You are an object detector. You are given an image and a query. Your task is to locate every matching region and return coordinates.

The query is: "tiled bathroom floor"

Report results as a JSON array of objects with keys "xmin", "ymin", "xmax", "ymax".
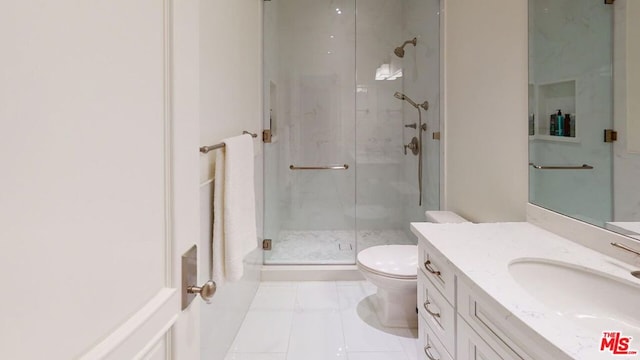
[{"xmin": 223, "ymin": 281, "xmax": 419, "ymax": 360}]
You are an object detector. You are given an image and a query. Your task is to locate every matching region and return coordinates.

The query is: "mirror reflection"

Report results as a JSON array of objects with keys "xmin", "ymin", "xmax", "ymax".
[{"xmin": 528, "ymin": 0, "xmax": 640, "ymax": 240}]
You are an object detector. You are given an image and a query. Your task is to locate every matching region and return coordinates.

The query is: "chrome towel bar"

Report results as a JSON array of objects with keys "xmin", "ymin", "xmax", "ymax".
[
  {"xmin": 289, "ymin": 164, "xmax": 349, "ymax": 170},
  {"xmin": 199, "ymin": 131, "xmax": 257, "ymax": 154},
  {"xmin": 529, "ymin": 163, "xmax": 593, "ymax": 170}
]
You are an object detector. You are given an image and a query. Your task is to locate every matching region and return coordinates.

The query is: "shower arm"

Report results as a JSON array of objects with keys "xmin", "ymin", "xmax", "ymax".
[{"xmin": 401, "ymin": 39, "xmax": 415, "ymax": 48}]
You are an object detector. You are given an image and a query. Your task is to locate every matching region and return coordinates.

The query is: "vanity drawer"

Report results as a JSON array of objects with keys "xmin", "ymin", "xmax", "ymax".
[
  {"xmin": 418, "ymin": 237, "xmax": 455, "ymax": 304},
  {"xmin": 457, "ymin": 315, "xmax": 506, "ymax": 360},
  {"xmin": 420, "ymin": 314, "xmax": 454, "ymax": 360},
  {"xmin": 418, "ymin": 270, "xmax": 455, "ymax": 355},
  {"xmin": 457, "ymin": 280, "xmax": 534, "ymax": 360}
]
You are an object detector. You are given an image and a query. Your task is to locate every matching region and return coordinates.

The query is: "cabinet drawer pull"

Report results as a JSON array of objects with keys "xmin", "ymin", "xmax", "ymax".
[
  {"xmin": 424, "ymin": 345, "xmax": 440, "ymax": 360},
  {"xmin": 424, "ymin": 260, "xmax": 441, "ymax": 276},
  {"xmin": 423, "ymin": 300, "xmax": 441, "ymax": 318}
]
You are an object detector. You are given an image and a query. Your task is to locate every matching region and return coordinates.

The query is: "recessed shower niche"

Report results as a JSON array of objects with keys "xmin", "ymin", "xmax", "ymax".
[{"xmin": 530, "ymin": 80, "xmax": 578, "ymax": 142}]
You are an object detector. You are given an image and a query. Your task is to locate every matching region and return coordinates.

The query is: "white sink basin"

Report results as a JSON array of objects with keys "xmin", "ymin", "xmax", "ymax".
[{"xmin": 509, "ymin": 258, "xmax": 640, "ymax": 337}]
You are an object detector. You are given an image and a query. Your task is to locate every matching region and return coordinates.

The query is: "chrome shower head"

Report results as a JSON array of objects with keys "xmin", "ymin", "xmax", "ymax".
[
  {"xmin": 394, "ymin": 37, "xmax": 417, "ymax": 58},
  {"xmin": 394, "ymin": 91, "xmax": 418, "ymax": 108}
]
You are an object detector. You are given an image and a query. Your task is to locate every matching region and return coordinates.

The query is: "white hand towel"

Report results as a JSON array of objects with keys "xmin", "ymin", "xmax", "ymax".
[{"xmin": 212, "ymin": 134, "xmax": 258, "ymax": 285}]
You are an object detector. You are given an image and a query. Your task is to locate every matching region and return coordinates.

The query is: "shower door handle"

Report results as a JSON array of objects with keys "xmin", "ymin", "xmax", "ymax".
[{"xmin": 289, "ymin": 164, "xmax": 349, "ymax": 170}]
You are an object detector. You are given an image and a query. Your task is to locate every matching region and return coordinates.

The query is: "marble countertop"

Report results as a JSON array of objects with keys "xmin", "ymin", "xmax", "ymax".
[{"xmin": 410, "ymin": 222, "xmax": 640, "ymax": 360}]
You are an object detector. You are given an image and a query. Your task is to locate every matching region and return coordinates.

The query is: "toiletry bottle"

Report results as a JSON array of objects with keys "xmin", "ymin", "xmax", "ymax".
[
  {"xmin": 556, "ymin": 110, "xmax": 564, "ymax": 136},
  {"xmin": 550, "ymin": 112, "xmax": 557, "ymax": 136},
  {"xmin": 529, "ymin": 113, "xmax": 535, "ymax": 135},
  {"xmin": 563, "ymin": 114, "xmax": 571, "ymax": 137},
  {"xmin": 569, "ymin": 114, "xmax": 575, "ymax": 137}
]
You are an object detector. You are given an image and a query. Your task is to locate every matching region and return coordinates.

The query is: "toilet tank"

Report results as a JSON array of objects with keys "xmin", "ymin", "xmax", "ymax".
[{"xmin": 425, "ymin": 211, "xmax": 469, "ymax": 224}]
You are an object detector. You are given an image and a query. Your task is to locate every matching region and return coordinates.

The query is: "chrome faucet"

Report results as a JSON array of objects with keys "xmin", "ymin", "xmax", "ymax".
[{"xmin": 611, "ymin": 243, "xmax": 640, "ymax": 279}]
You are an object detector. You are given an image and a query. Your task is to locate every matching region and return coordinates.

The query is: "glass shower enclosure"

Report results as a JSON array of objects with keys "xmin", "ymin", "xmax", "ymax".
[{"xmin": 263, "ymin": 0, "xmax": 441, "ymax": 265}]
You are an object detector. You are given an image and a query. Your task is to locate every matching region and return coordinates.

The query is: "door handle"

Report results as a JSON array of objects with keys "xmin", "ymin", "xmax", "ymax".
[
  {"xmin": 182, "ymin": 245, "xmax": 216, "ymax": 309},
  {"xmin": 187, "ymin": 280, "xmax": 217, "ymax": 303}
]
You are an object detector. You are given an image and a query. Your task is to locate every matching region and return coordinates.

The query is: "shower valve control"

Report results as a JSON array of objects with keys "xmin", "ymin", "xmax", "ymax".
[{"xmin": 404, "ymin": 137, "xmax": 420, "ymax": 156}]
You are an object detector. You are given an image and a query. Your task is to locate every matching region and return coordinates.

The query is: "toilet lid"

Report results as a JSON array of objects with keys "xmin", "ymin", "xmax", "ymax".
[{"xmin": 357, "ymin": 245, "xmax": 418, "ymax": 279}]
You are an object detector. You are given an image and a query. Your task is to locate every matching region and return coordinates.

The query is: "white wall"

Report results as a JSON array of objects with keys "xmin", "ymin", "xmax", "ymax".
[
  {"xmin": 198, "ymin": 1, "xmax": 263, "ymax": 359},
  {"xmin": 443, "ymin": 0, "xmax": 528, "ymax": 222}
]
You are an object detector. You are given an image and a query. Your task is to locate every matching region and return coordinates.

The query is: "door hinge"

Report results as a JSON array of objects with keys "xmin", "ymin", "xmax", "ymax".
[
  {"xmin": 604, "ymin": 129, "xmax": 618, "ymax": 143},
  {"xmin": 263, "ymin": 129, "xmax": 272, "ymax": 143},
  {"xmin": 432, "ymin": 131, "xmax": 441, "ymax": 140},
  {"xmin": 263, "ymin": 239, "xmax": 272, "ymax": 250}
]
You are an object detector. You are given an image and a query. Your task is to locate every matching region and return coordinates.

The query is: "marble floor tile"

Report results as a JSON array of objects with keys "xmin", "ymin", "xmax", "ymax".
[
  {"xmin": 228, "ymin": 310, "xmax": 293, "ymax": 353},
  {"xmin": 295, "ymin": 281, "xmax": 339, "ymax": 311},
  {"xmin": 347, "ymin": 352, "xmax": 410, "ymax": 360},
  {"xmin": 224, "ymin": 353, "xmax": 286, "ymax": 360},
  {"xmin": 250, "ymin": 284, "xmax": 297, "ymax": 311},
  {"xmin": 287, "ymin": 310, "xmax": 347, "ymax": 360},
  {"xmin": 224, "ymin": 281, "xmax": 419, "ymax": 360}
]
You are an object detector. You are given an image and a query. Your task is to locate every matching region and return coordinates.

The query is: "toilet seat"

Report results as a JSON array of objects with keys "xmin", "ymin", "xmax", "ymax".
[{"xmin": 357, "ymin": 245, "xmax": 418, "ymax": 280}]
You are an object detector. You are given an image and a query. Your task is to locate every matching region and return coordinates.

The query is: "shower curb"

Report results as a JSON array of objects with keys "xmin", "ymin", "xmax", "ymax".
[{"xmin": 260, "ymin": 265, "xmax": 364, "ymax": 281}]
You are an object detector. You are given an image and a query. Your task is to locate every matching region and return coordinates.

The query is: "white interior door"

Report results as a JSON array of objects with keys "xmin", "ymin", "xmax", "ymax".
[{"xmin": 0, "ymin": 1, "xmax": 201, "ymax": 359}]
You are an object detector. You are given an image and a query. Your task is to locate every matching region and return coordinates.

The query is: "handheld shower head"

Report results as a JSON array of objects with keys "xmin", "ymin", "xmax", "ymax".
[
  {"xmin": 394, "ymin": 37, "xmax": 417, "ymax": 58},
  {"xmin": 394, "ymin": 91, "xmax": 418, "ymax": 108}
]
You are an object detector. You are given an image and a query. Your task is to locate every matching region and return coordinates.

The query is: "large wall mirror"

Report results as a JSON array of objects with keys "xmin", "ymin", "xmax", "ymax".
[{"xmin": 528, "ymin": 0, "xmax": 640, "ymax": 240}]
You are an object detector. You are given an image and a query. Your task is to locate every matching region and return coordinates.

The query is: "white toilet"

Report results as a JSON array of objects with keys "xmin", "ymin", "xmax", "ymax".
[{"xmin": 356, "ymin": 211, "xmax": 469, "ymax": 328}]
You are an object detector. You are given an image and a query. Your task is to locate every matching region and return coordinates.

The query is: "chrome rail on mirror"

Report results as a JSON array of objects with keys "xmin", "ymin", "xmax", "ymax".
[
  {"xmin": 529, "ymin": 163, "xmax": 593, "ymax": 170},
  {"xmin": 611, "ymin": 242, "xmax": 640, "ymax": 257},
  {"xmin": 289, "ymin": 164, "xmax": 349, "ymax": 170}
]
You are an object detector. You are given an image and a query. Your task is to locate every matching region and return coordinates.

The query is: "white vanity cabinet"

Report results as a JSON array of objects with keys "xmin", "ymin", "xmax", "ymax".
[
  {"xmin": 457, "ymin": 280, "xmax": 536, "ymax": 360},
  {"xmin": 419, "ymin": 315, "xmax": 455, "ymax": 360},
  {"xmin": 456, "ymin": 318, "xmax": 503, "ymax": 360},
  {"xmin": 417, "ymin": 236, "xmax": 534, "ymax": 360},
  {"xmin": 418, "ymin": 239, "xmax": 456, "ymax": 359},
  {"xmin": 412, "ymin": 221, "xmax": 640, "ymax": 359}
]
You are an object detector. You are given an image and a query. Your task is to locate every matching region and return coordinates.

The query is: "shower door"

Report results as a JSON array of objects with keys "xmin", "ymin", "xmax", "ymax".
[
  {"xmin": 263, "ymin": 0, "xmax": 442, "ymax": 265},
  {"xmin": 263, "ymin": 0, "xmax": 357, "ymax": 264}
]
